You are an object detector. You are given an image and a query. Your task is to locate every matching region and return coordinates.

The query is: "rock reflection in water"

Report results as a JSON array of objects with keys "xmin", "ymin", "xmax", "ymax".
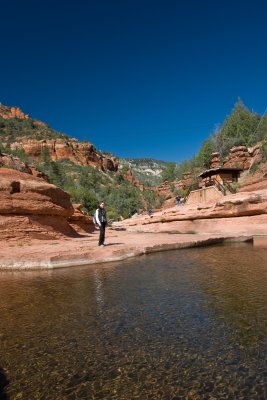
[{"xmin": 0, "ymin": 243, "xmax": 266, "ymax": 399}]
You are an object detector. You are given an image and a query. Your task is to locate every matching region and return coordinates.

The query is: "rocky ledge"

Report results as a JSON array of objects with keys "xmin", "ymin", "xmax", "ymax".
[
  {"xmin": 0, "ymin": 177, "xmax": 267, "ymax": 269},
  {"xmin": 0, "ymin": 230, "xmax": 255, "ymax": 270},
  {"xmin": 112, "ymin": 190, "xmax": 267, "ymax": 236},
  {"xmin": 9, "ymin": 138, "xmax": 118, "ymax": 172}
]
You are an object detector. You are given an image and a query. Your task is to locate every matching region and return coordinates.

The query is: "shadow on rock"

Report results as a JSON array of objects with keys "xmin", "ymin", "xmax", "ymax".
[
  {"xmin": 106, "ymin": 243, "xmax": 124, "ymax": 246},
  {"xmin": 0, "ymin": 368, "xmax": 9, "ymax": 400}
]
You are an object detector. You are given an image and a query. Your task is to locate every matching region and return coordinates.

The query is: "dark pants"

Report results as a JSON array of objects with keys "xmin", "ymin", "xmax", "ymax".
[{"xmin": 99, "ymin": 222, "xmax": 106, "ymax": 245}]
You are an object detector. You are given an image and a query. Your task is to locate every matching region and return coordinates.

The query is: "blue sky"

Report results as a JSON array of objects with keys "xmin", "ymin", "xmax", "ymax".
[{"xmin": 1, "ymin": 0, "xmax": 267, "ymax": 162}]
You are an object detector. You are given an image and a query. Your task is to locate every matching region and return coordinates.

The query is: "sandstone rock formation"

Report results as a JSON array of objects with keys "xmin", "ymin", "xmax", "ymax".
[
  {"xmin": 124, "ymin": 170, "xmax": 145, "ymax": 190},
  {"xmin": 154, "ymin": 173, "xmax": 195, "ymax": 208},
  {"xmin": 1, "ymin": 169, "xmax": 266, "ymax": 270},
  {"xmin": 223, "ymin": 145, "xmax": 261, "ymax": 170},
  {"xmin": 0, "ymin": 104, "xmax": 118, "ymax": 172},
  {"xmin": 8, "ymin": 138, "xmax": 118, "ymax": 172},
  {"xmin": 68, "ymin": 203, "xmax": 94, "ymax": 234},
  {"xmin": 209, "ymin": 146, "xmax": 262, "ymax": 173},
  {"xmin": 0, "ymin": 105, "xmax": 45, "ymax": 126},
  {"xmin": 0, "ymin": 168, "xmax": 77, "ymax": 240},
  {"xmin": 209, "ymin": 152, "xmax": 221, "ymax": 168},
  {"xmin": 113, "ymin": 189, "xmax": 267, "ymax": 236},
  {"xmin": 0, "ymin": 105, "xmax": 30, "ymax": 120},
  {"xmin": 238, "ymin": 164, "xmax": 267, "ymax": 192}
]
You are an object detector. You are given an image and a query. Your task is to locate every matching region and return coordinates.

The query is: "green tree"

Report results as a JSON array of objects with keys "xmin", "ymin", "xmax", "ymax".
[
  {"xmin": 41, "ymin": 146, "xmax": 51, "ymax": 163},
  {"xmin": 254, "ymin": 114, "xmax": 267, "ymax": 142},
  {"xmin": 161, "ymin": 162, "xmax": 177, "ymax": 182},
  {"xmin": 143, "ymin": 190, "xmax": 157, "ymax": 209},
  {"xmin": 195, "ymin": 138, "xmax": 213, "ymax": 168},
  {"xmin": 215, "ymin": 99, "xmax": 259, "ymax": 156}
]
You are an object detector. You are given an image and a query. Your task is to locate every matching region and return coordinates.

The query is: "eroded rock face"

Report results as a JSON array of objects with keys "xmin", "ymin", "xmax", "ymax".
[
  {"xmin": 0, "ymin": 105, "xmax": 45, "ymax": 126},
  {"xmin": 0, "ymin": 104, "xmax": 118, "ymax": 172},
  {"xmin": 0, "ymin": 215, "xmax": 79, "ymax": 241},
  {"xmin": 0, "ymin": 105, "xmax": 30, "ymax": 120},
  {"xmin": 156, "ymin": 180, "xmax": 183, "ymax": 200},
  {"xmin": 223, "ymin": 145, "xmax": 261, "ymax": 169},
  {"xmin": 154, "ymin": 175, "xmax": 194, "ymax": 208},
  {"xmin": 10, "ymin": 139, "xmax": 118, "ymax": 172},
  {"xmin": 210, "ymin": 152, "xmax": 220, "ymax": 168},
  {"xmin": 0, "ymin": 168, "xmax": 75, "ymax": 240},
  {"xmin": 238, "ymin": 164, "xmax": 267, "ymax": 192},
  {"xmin": 68, "ymin": 204, "xmax": 94, "ymax": 234},
  {"xmin": 124, "ymin": 170, "xmax": 145, "ymax": 190},
  {"xmin": 0, "ymin": 168, "xmax": 73, "ymax": 216},
  {"xmin": 112, "ymin": 189, "xmax": 267, "ymax": 236}
]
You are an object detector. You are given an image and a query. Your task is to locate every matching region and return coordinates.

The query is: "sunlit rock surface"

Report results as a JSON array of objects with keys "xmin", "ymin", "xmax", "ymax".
[
  {"xmin": 0, "ymin": 168, "xmax": 75, "ymax": 240},
  {"xmin": 113, "ymin": 190, "xmax": 267, "ymax": 236}
]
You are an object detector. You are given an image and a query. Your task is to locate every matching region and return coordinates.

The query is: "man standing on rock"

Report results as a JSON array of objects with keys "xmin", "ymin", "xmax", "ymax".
[{"xmin": 95, "ymin": 201, "xmax": 107, "ymax": 246}]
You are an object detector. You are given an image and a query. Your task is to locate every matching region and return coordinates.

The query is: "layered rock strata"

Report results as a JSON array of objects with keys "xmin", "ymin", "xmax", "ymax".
[
  {"xmin": 0, "ymin": 104, "xmax": 118, "ymax": 172},
  {"xmin": 124, "ymin": 170, "xmax": 145, "ymax": 190},
  {"xmin": 113, "ymin": 190, "xmax": 267, "ymax": 236},
  {"xmin": 68, "ymin": 204, "xmax": 94, "ymax": 234},
  {"xmin": 0, "ymin": 168, "xmax": 76, "ymax": 240},
  {"xmin": 238, "ymin": 164, "xmax": 267, "ymax": 192},
  {"xmin": 0, "ymin": 105, "xmax": 30, "ymax": 121},
  {"xmin": 223, "ymin": 145, "xmax": 261, "ymax": 170},
  {"xmin": 9, "ymin": 139, "xmax": 118, "ymax": 172},
  {"xmin": 0, "ymin": 105, "xmax": 45, "ymax": 126}
]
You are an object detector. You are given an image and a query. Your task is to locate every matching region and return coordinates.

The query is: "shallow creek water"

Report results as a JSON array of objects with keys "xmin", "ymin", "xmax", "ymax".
[{"xmin": 0, "ymin": 243, "xmax": 266, "ymax": 400}]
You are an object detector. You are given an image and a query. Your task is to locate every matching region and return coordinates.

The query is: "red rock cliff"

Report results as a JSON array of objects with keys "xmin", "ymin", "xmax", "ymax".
[
  {"xmin": 9, "ymin": 138, "xmax": 118, "ymax": 171},
  {"xmin": 0, "ymin": 104, "xmax": 118, "ymax": 172},
  {"xmin": 0, "ymin": 105, "xmax": 46, "ymax": 126}
]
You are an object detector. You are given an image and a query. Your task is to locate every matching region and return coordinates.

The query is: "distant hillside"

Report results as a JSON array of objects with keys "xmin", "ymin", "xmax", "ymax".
[
  {"xmin": 0, "ymin": 105, "xmax": 169, "ymax": 184},
  {"xmin": 0, "ymin": 104, "xmax": 69, "ymax": 141},
  {"xmin": 119, "ymin": 157, "xmax": 168, "ymax": 186},
  {"xmin": 2, "ymin": 100, "xmax": 266, "ymax": 218},
  {"xmin": 0, "ymin": 104, "xmax": 161, "ymax": 218},
  {"xmin": 0, "ymin": 104, "xmax": 118, "ymax": 172}
]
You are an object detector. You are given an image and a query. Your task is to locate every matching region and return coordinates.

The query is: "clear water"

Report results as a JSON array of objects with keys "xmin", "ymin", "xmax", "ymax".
[{"xmin": 0, "ymin": 243, "xmax": 266, "ymax": 400}]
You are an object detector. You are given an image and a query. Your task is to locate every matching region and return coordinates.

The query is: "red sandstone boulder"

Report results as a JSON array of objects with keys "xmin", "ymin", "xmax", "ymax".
[
  {"xmin": 0, "ymin": 168, "xmax": 73, "ymax": 216},
  {"xmin": 0, "ymin": 168, "xmax": 76, "ymax": 240}
]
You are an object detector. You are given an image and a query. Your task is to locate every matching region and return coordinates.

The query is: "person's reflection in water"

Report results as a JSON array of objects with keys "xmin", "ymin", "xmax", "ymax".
[{"xmin": 0, "ymin": 368, "xmax": 9, "ymax": 400}]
